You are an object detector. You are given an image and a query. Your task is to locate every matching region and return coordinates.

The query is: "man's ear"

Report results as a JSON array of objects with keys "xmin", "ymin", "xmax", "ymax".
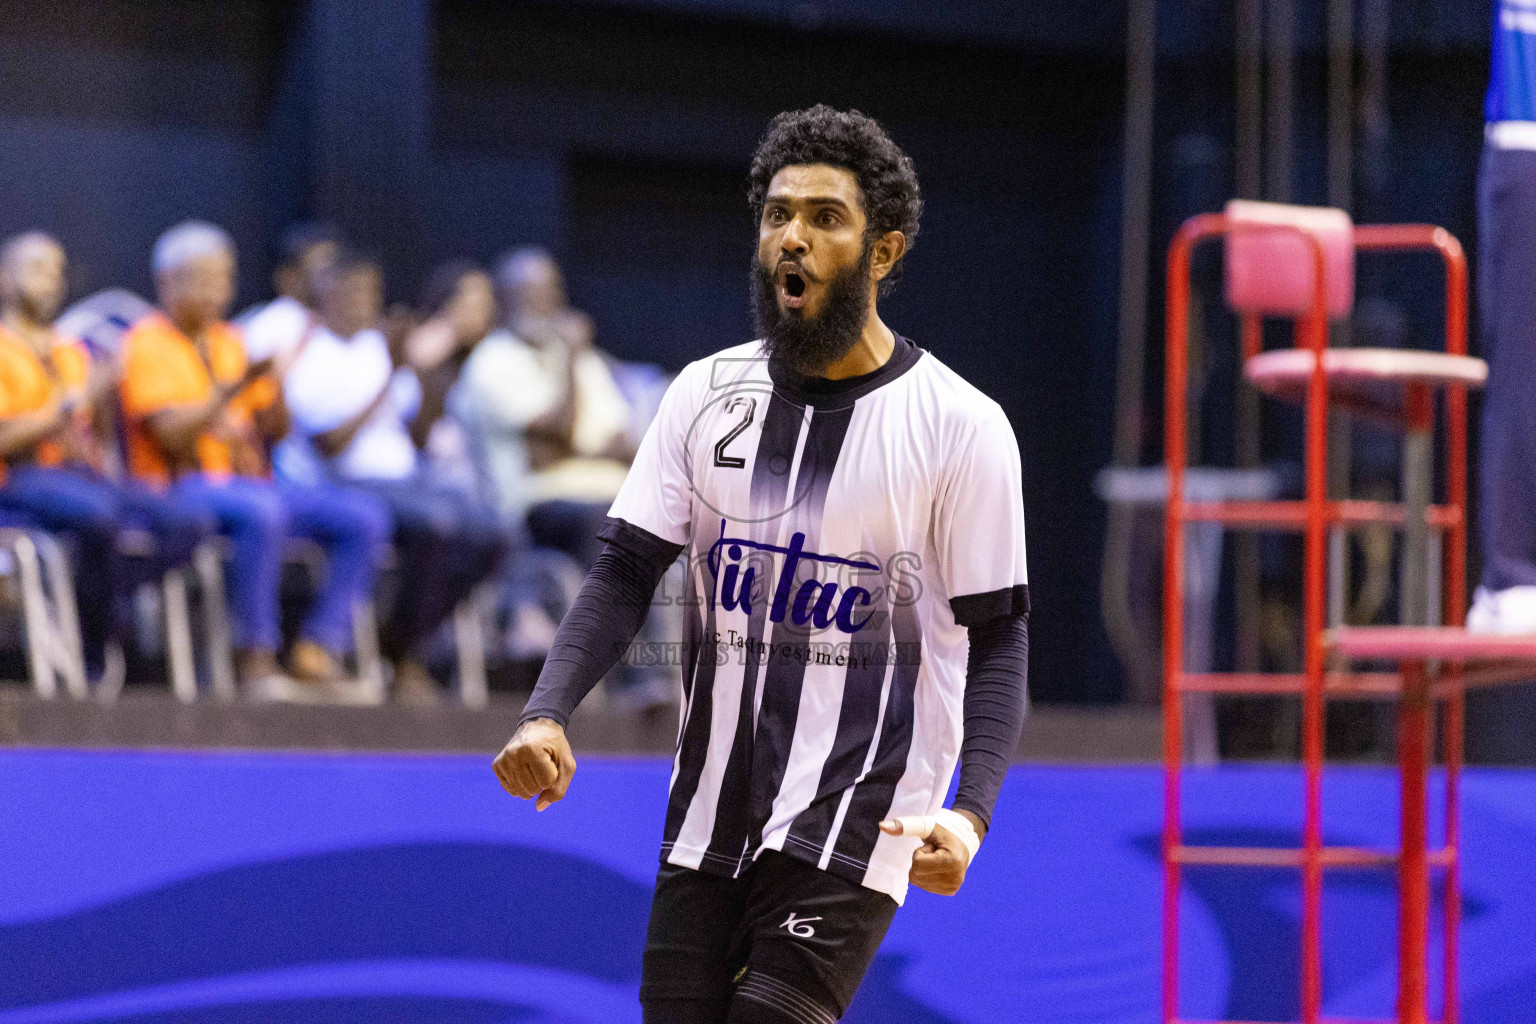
[{"xmin": 869, "ymin": 231, "xmax": 907, "ymax": 283}]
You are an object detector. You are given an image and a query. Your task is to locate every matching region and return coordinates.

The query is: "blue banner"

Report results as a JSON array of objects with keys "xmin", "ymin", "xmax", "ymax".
[{"xmin": 1, "ymin": 752, "xmax": 1533, "ymax": 1023}]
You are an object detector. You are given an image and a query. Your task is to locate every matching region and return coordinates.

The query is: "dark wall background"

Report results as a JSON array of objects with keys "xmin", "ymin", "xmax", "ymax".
[{"xmin": 0, "ymin": 0, "xmax": 1496, "ymax": 702}]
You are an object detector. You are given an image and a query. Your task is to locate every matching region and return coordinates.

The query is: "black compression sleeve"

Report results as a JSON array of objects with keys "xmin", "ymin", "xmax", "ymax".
[
  {"xmin": 518, "ymin": 519, "xmax": 684, "ymax": 729},
  {"xmin": 951, "ymin": 613, "xmax": 1029, "ymax": 833}
]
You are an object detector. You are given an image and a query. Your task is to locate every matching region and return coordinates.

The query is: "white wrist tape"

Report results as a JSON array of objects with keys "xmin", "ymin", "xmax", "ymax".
[{"xmin": 888, "ymin": 808, "xmax": 981, "ymax": 862}]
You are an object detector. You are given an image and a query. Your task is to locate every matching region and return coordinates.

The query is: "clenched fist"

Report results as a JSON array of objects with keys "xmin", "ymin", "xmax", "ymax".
[
  {"xmin": 492, "ymin": 717, "xmax": 577, "ymax": 811},
  {"xmin": 878, "ymin": 808, "xmax": 985, "ymax": 896}
]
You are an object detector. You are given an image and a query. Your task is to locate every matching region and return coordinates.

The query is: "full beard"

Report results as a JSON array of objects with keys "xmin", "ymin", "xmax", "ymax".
[{"xmin": 752, "ymin": 245, "xmax": 872, "ymax": 376}]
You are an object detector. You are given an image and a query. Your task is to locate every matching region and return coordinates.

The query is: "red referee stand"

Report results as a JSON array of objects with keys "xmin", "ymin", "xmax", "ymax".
[{"xmin": 1157, "ymin": 201, "xmax": 1523, "ymax": 1024}]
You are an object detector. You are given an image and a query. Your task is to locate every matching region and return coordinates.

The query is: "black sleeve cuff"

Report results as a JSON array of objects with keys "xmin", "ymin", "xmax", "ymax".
[
  {"xmin": 949, "ymin": 584, "xmax": 1030, "ymax": 626},
  {"xmin": 597, "ymin": 517, "xmax": 686, "ymax": 570}
]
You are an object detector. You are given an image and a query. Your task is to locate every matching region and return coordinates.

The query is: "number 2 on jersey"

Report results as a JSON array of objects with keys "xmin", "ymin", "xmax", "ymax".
[{"xmin": 712, "ymin": 396, "xmax": 756, "ymax": 469}]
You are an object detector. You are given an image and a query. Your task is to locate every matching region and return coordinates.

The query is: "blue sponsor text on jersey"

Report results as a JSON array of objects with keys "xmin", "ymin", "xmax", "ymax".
[{"xmin": 707, "ymin": 518, "xmax": 879, "ymax": 633}]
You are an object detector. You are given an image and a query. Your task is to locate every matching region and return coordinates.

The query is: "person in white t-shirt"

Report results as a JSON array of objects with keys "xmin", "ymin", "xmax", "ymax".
[
  {"xmin": 454, "ymin": 248, "xmax": 678, "ymax": 711},
  {"xmin": 283, "ymin": 251, "xmax": 507, "ymax": 703},
  {"xmin": 239, "ymin": 224, "xmax": 340, "ymax": 364},
  {"xmin": 454, "ymin": 248, "xmax": 635, "ymax": 559}
]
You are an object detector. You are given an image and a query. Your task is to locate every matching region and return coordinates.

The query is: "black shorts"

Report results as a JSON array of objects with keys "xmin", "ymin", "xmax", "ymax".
[{"xmin": 640, "ymin": 849, "xmax": 899, "ymax": 1023}]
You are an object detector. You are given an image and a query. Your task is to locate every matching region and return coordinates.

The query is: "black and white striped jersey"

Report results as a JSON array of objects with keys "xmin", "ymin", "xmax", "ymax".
[{"xmin": 610, "ymin": 335, "xmax": 1028, "ymax": 904}]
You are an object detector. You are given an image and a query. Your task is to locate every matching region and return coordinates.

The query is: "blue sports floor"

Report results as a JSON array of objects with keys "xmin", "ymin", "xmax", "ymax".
[{"xmin": 1, "ymin": 751, "xmax": 1533, "ymax": 1024}]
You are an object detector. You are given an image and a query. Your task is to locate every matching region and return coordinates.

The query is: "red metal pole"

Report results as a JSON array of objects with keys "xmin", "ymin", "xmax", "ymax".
[
  {"xmin": 1352, "ymin": 224, "xmax": 1470, "ymax": 1024},
  {"xmin": 1298, "ymin": 230, "xmax": 1330, "ymax": 1024},
  {"xmin": 1435, "ymin": 231, "xmax": 1470, "ymax": 628},
  {"xmin": 1399, "ymin": 658, "xmax": 1432, "ymax": 1024},
  {"xmin": 1164, "ymin": 216, "xmax": 1331, "ymax": 1024},
  {"xmin": 1436, "ymin": 228, "xmax": 1469, "ymax": 1024},
  {"xmin": 1163, "ymin": 222, "xmax": 1190, "ymax": 1024},
  {"xmin": 1163, "ymin": 212, "xmax": 1227, "ymax": 1024}
]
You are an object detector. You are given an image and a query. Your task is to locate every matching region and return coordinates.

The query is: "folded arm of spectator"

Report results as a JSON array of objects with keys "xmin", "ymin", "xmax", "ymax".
[
  {"xmin": 284, "ymin": 327, "xmax": 423, "ymax": 464},
  {"xmin": 309, "ymin": 381, "xmax": 391, "ymax": 460},
  {"xmin": 523, "ymin": 364, "xmax": 577, "ymax": 448},
  {"xmin": 457, "ymin": 340, "xmax": 560, "ymax": 434},
  {"xmin": 520, "ymin": 313, "xmax": 590, "ymax": 453},
  {"xmin": 0, "ymin": 396, "xmax": 68, "ymax": 459},
  {"xmin": 81, "ymin": 357, "xmax": 121, "ymax": 410},
  {"xmin": 405, "ymin": 317, "xmax": 465, "ymax": 450},
  {"xmin": 143, "ymin": 355, "xmax": 274, "ymax": 463},
  {"xmin": 252, "ymin": 391, "xmax": 292, "ymax": 447},
  {"xmin": 56, "ymin": 359, "xmax": 121, "ymax": 469}
]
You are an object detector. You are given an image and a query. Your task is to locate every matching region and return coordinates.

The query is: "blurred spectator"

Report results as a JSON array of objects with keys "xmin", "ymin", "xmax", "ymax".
[
  {"xmin": 454, "ymin": 248, "xmax": 677, "ymax": 712},
  {"xmin": 0, "ymin": 231, "xmax": 212, "ymax": 681},
  {"xmin": 282, "ymin": 251, "xmax": 507, "ymax": 704},
  {"xmin": 406, "ymin": 261, "xmax": 496, "ymax": 494},
  {"xmin": 409, "ymin": 261, "xmax": 496, "ymax": 448},
  {"xmin": 237, "ymin": 224, "xmax": 343, "ymax": 485},
  {"xmin": 119, "ymin": 221, "xmax": 390, "ymax": 696},
  {"xmin": 454, "ymin": 247, "xmax": 635, "ymax": 560},
  {"xmin": 239, "ymin": 223, "xmax": 341, "ymax": 364}
]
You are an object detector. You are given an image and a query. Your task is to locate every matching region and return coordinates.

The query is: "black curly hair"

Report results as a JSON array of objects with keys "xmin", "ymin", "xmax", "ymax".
[{"xmin": 747, "ymin": 105, "xmax": 922, "ymax": 294}]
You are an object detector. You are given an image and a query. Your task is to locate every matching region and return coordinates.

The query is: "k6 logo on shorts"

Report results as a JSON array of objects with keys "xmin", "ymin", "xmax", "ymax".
[{"xmin": 779, "ymin": 912, "xmax": 822, "ymax": 938}]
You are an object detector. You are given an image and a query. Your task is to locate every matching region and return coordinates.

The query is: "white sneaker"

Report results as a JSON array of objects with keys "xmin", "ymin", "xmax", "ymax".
[
  {"xmin": 1467, "ymin": 586, "xmax": 1536, "ymax": 635},
  {"xmin": 243, "ymin": 672, "xmax": 306, "ymax": 703}
]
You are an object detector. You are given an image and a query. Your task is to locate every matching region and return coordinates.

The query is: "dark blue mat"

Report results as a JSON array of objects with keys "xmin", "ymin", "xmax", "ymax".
[{"xmin": 1, "ymin": 751, "xmax": 1532, "ymax": 1023}]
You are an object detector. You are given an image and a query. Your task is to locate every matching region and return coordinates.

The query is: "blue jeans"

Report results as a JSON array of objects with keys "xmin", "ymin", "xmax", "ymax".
[
  {"xmin": 0, "ymin": 466, "xmax": 214, "ymax": 666},
  {"xmin": 173, "ymin": 475, "xmax": 389, "ymax": 653}
]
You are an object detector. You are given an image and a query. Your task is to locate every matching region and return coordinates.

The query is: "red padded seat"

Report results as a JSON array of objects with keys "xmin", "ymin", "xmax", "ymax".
[{"xmin": 1225, "ymin": 199, "xmax": 1356, "ymax": 320}]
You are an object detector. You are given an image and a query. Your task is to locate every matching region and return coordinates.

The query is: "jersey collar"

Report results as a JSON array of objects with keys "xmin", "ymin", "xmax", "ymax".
[{"xmin": 766, "ymin": 333, "xmax": 923, "ymax": 408}]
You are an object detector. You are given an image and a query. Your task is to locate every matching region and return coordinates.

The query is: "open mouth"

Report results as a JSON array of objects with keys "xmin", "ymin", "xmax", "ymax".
[{"xmin": 777, "ymin": 265, "xmax": 808, "ymax": 309}]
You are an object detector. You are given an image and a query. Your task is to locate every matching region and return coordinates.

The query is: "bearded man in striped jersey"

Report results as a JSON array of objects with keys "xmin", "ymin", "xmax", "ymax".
[{"xmin": 495, "ymin": 105, "xmax": 1030, "ymax": 1024}]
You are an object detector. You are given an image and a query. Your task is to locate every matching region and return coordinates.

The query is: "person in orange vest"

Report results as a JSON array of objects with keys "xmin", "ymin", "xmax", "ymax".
[
  {"xmin": 0, "ymin": 230, "xmax": 213, "ymax": 681},
  {"xmin": 119, "ymin": 221, "xmax": 389, "ymax": 696}
]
